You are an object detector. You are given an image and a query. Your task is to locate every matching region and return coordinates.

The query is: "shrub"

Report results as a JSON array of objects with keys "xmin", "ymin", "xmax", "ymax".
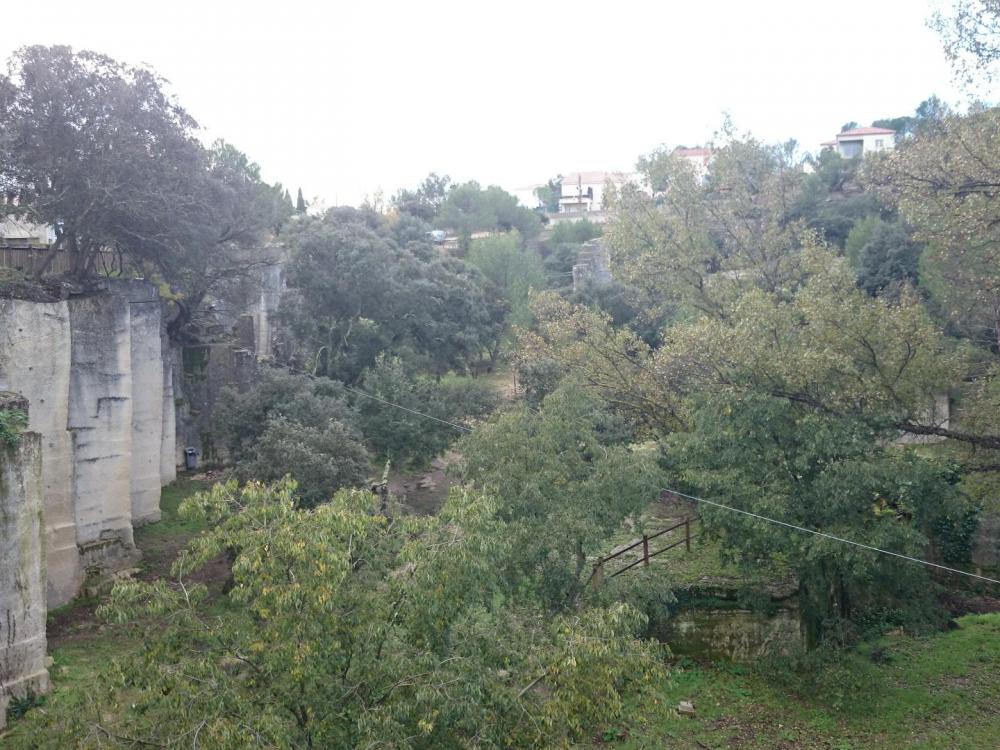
[{"xmin": 356, "ymin": 355, "xmax": 496, "ymax": 467}]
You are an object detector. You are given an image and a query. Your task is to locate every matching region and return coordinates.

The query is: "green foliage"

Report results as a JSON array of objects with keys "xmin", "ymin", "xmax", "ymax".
[
  {"xmin": 19, "ymin": 480, "xmax": 666, "ymax": 748},
  {"xmin": 436, "ymin": 181, "xmax": 541, "ymax": 250},
  {"xmin": 855, "ymin": 219, "xmax": 922, "ymax": 296},
  {"xmin": 0, "ymin": 408, "xmax": 28, "ymax": 447},
  {"xmin": 669, "ymin": 390, "xmax": 964, "ymax": 644},
  {"xmin": 868, "ymin": 106, "xmax": 1000, "ymax": 355},
  {"xmin": 548, "ymin": 218, "xmax": 603, "ymax": 245},
  {"xmin": 0, "ymin": 46, "xmax": 288, "ymax": 335},
  {"xmin": 281, "ymin": 207, "xmax": 506, "ymax": 381},
  {"xmin": 534, "ymin": 177, "xmax": 562, "ymax": 213},
  {"xmin": 239, "ymin": 417, "xmax": 370, "ymax": 507},
  {"xmin": 215, "ymin": 368, "xmax": 368, "ymax": 505},
  {"xmin": 356, "ymin": 355, "xmax": 496, "ymax": 467},
  {"xmin": 466, "ymin": 231, "xmax": 544, "ymax": 328},
  {"xmin": 458, "ymin": 384, "xmax": 666, "ymax": 609}
]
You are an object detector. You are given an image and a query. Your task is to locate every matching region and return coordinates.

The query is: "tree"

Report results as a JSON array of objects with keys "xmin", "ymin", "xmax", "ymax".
[
  {"xmin": 609, "ymin": 131, "xmax": 813, "ymax": 321},
  {"xmin": 355, "ymin": 355, "xmax": 495, "ymax": 467},
  {"xmin": 392, "ymin": 172, "xmax": 451, "ymax": 222},
  {"xmin": 436, "ymin": 181, "xmax": 541, "ymax": 251},
  {"xmin": 240, "ymin": 417, "xmax": 370, "ymax": 506},
  {"xmin": 215, "ymin": 369, "xmax": 368, "ymax": 506},
  {"xmin": 281, "ymin": 207, "xmax": 506, "ymax": 381},
  {"xmin": 295, "ymin": 187, "xmax": 307, "ymax": 214},
  {"xmin": 670, "ymin": 390, "xmax": 968, "ymax": 645},
  {"xmin": 534, "ymin": 176, "xmax": 562, "ymax": 213},
  {"xmin": 458, "ymin": 384, "xmax": 665, "ymax": 609},
  {"xmin": 0, "ymin": 45, "xmax": 201, "ymax": 278},
  {"xmin": 467, "ymin": 231, "xmax": 544, "ymax": 329},
  {"xmin": 872, "ymin": 96, "xmax": 951, "ymax": 139},
  {"xmin": 855, "ymin": 219, "xmax": 922, "ymax": 296},
  {"xmin": 19, "ymin": 480, "xmax": 665, "ymax": 747},
  {"xmin": 0, "ymin": 46, "xmax": 291, "ymax": 340},
  {"xmin": 931, "ymin": 0, "xmax": 1000, "ymax": 86},
  {"xmin": 868, "ymin": 107, "xmax": 1000, "ymax": 354}
]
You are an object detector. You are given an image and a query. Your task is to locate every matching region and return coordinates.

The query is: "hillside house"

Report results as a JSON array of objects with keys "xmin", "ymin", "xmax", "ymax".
[
  {"xmin": 821, "ymin": 126, "xmax": 895, "ymax": 158},
  {"xmin": 557, "ymin": 171, "xmax": 636, "ymax": 215}
]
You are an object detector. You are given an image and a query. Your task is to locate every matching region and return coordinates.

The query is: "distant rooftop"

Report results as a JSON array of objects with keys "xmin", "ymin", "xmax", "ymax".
[
  {"xmin": 561, "ymin": 171, "xmax": 634, "ymax": 185},
  {"xmin": 672, "ymin": 147, "xmax": 712, "ymax": 157},
  {"xmin": 838, "ymin": 126, "xmax": 895, "ymax": 138}
]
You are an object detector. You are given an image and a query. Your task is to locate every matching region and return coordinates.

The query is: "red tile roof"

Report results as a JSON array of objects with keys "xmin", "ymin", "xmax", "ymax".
[
  {"xmin": 672, "ymin": 147, "xmax": 712, "ymax": 157},
  {"xmin": 837, "ymin": 126, "xmax": 895, "ymax": 137}
]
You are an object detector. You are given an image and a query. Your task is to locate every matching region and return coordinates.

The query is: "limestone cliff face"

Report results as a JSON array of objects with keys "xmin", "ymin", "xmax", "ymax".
[
  {"xmin": 0, "ymin": 394, "xmax": 49, "ymax": 728},
  {"xmin": 0, "ymin": 280, "xmax": 175, "ymax": 607}
]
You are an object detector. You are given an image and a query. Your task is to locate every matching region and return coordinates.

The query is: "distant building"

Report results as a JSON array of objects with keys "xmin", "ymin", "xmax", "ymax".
[
  {"xmin": 0, "ymin": 216, "xmax": 54, "ymax": 248},
  {"xmin": 554, "ymin": 171, "xmax": 637, "ymax": 223},
  {"xmin": 671, "ymin": 147, "xmax": 713, "ymax": 180},
  {"xmin": 821, "ymin": 126, "xmax": 895, "ymax": 158}
]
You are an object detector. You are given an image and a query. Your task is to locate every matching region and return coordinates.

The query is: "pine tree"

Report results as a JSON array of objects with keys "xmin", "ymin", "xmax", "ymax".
[{"xmin": 296, "ymin": 187, "xmax": 307, "ymax": 214}]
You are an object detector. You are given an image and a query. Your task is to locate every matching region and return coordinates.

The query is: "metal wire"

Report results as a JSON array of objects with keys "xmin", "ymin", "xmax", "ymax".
[{"xmin": 662, "ymin": 487, "xmax": 1000, "ymax": 585}]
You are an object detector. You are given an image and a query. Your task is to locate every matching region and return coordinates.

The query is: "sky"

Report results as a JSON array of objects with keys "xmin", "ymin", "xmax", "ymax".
[{"xmin": 1, "ymin": 0, "xmax": 965, "ymax": 207}]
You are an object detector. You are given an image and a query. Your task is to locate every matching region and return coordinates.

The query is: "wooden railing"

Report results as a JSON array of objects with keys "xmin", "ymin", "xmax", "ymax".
[{"xmin": 588, "ymin": 516, "xmax": 699, "ymax": 587}]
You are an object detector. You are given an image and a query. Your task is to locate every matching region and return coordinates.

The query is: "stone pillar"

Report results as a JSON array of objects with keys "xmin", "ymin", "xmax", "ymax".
[
  {"xmin": 0, "ymin": 299, "xmax": 81, "ymax": 607},
  {"xmin": 68, "ymin": 294, "xmax": 139, "ymax": 574},
  {"xmin": 125, "ymin": 285, "xmax": 164, "ymax": 525},
  {"xmin": 160, "ymin": 328, "xmax": 177, "ymax": 487},
  {"xmin": 0, "ymin": 393, "xmax": 49, "ymax": 729}
]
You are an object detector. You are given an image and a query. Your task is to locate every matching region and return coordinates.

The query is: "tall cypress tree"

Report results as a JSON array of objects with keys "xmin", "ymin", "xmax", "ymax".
[{"xmin": 296, "ymin": 187, "xmax": 307, "ymax": 214}]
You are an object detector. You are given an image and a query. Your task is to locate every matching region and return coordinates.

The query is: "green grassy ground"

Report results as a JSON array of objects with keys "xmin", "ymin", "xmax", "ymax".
[
  {"xmin": 1, "ymin": 478, "xmax": 211, "ymax": 742},
  {"xmin": 599, "ymin": 613, "xmax": 1000, "ymax": 750}
]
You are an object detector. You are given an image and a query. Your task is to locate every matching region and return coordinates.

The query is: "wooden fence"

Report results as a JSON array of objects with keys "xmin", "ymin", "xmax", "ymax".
[
  {"xmin": 0, "ymin": 246, "xmax": 124, "ymax": 276},
  {"xmin": 588, "ymin": 516, "xmax": 699, "ymax": 588}
]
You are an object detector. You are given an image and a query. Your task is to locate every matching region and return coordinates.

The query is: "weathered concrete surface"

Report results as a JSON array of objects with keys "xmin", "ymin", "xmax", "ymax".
[
  {"xmin": 160, "ymin": 327, "xmax": 177, "ymax": 488},
  {"xmin": 0, "ymin": 299, "xmax": 81, "ymax": 605},
  {"xmin": 125, "ymin": 283, "xmax": 164, "ymax": 526},
  {"xmin": 0, "ymin": 283, "xmax": 176, "ymax": 607},
  {"xmin": 0, "ymin": 394, "xmax": 49, "ymax": 729},
  {"xmin": 68, "ymin": 294, "xmax": 139, "ymax": 574},
  {"xmin": 661, "ymin": 607, "xmax": 804, "ymax": 663}
]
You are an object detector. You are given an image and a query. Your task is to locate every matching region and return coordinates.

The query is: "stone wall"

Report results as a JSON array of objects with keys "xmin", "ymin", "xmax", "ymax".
[
  {"xmin": 0, "ymin": 393, "xmax": 49, "ymax": 729},
  {"xmin": 0, "ymin": 280, "xmax": 175, "ymax": 607},
  {"xmin": 659, "ymin": 607, "xmax": 804, "ymax": 663}
]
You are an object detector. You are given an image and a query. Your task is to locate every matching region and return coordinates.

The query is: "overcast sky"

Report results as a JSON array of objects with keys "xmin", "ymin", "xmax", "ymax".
[{"xmin": 2, "ymin": 0, "xmax": 964, "ymax": 207}]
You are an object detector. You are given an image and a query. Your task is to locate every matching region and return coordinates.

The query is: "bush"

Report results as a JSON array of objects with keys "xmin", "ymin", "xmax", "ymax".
[
  {"xmin": 356, "ymin": 355, "xmax": 496, "ymax": 467},
  {"xmin": 216, "ymin": 368, "xmax": 368, "ymax": 505},
  {"xmin": 238, "ymin": 417, "xmax": 370, "ymax": 507},
  {"xmin": 0, "ymin": 408, "xmax": 28, "ymax": 447},
  {"xmin": 216, "ymin": 368, "xmax": 357, "ymax": 464}
]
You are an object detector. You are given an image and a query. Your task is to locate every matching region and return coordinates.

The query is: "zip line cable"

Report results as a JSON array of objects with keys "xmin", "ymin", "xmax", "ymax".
[
  {"xmin": 342, "ymin": 385, "xmax": 472, "ymax": 433},
  {"xmin": 338, "ymin": 382, "xmax": 999, "ymax": 586},
  {"xmin": 662, "ymin": 487, "xmax": 1000, "ymax": 586}
]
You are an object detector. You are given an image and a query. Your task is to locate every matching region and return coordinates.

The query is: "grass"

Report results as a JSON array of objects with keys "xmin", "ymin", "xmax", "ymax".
[
  {"xmin": 133, "ymin": 476, "xmax": 211, "ymax": 579},
  {"xmin": 1, "ymin": 477, "xmax": 212, "ymax": 743},
  {"xmin": 598, "ymin": 613, "xmax": 1000, "ymax": 749}
]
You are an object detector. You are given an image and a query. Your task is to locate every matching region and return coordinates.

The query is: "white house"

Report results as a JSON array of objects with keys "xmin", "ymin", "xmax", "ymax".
[
  {"xmin": 0, "ymin": 217, "xmax": 54, "ymax": 247},
  {"xmin": 821, "ymin": 126, "xmax": 895, "ymax": 158},
  {"xmin": 671, "ymin": 147, "xmax": 713, "ymax": 180},
  {"xmin": 557, "ymin": 171, "xmax": 637, "ymax": 215}
]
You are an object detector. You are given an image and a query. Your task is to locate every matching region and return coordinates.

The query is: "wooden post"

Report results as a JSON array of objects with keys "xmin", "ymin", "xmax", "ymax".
[
  {"xmin": 643, "ymin": 535, "xmax": 649, "ymax": 566},
  {"xmin": 592, "ymin": 561, "xmax": 604, "ymax": 590},
  {"xmin": 684, "ymin": 518, "xmax": 691, "ymax": 551}
]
